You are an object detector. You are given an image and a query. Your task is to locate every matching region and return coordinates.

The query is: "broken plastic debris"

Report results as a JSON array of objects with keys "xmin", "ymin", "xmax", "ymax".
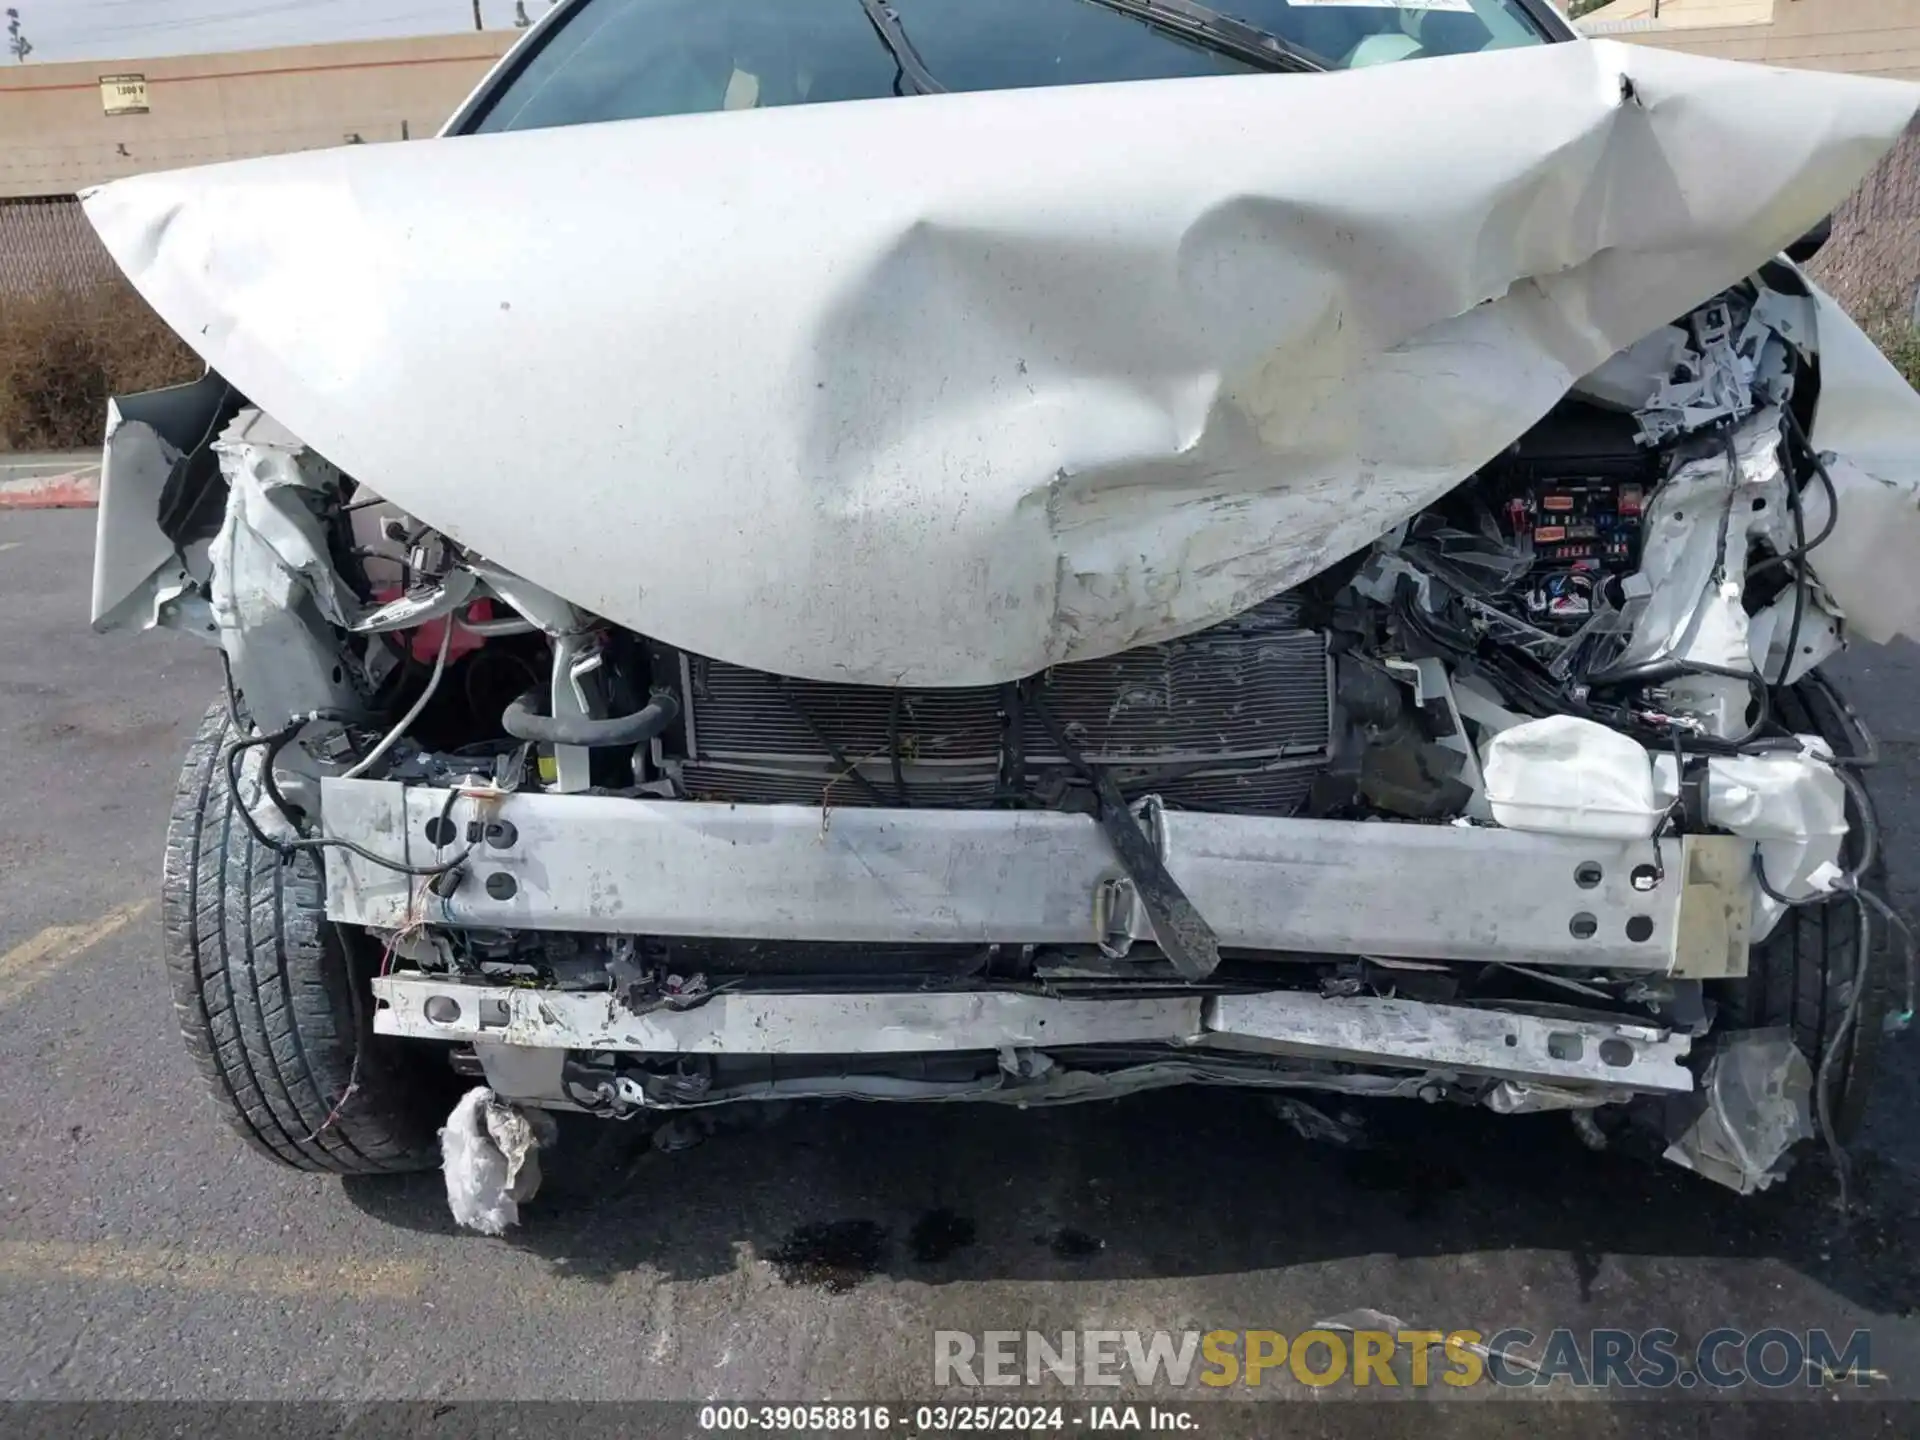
[
  {"xmin": 1630, "ymin": 294, "xmax": 1797, "ymax": 447},
  {"xmin": 1268, "ymin": 1095, "xmax": 1368, "ymax": 1147},
  {"xmin": 440, "ymin": 1085, "xmax": 559, "ymax": 1235},
  {"xmin": 1804, "ymin": 860, "xmax": 1847, "ymax": 894},
  {"xmin": 1661, "ymin": 1030, "xmax": 1812, "ymax": 1195}
]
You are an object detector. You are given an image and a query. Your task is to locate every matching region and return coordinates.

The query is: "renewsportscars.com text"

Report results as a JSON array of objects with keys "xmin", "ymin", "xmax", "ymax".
[{"xmin": 933, "ymin": 1327, "xmax": 1874, "ymax": 1390}]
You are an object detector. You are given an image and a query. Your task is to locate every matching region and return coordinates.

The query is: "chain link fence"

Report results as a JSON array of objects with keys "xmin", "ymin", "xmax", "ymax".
[{"xmin": 0, "ymin": 194, "xmax": 120, "ymax": 298}]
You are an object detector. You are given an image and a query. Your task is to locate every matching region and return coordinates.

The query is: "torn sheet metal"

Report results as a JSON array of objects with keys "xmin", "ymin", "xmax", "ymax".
[
  {"xmin": 208, "ymin": 409, "xmax": 363, "ymax": 725},
  {"xmin": 91, "ymin": 373, "xmax": 228, "ymax": 636},
  {"xmin": 1799, "ymin": 285, "xmax": 1920, "ymax": 646},
  {"xmin": 81, "ymin": 43, "xmax": 1918, "ymax": 686}
]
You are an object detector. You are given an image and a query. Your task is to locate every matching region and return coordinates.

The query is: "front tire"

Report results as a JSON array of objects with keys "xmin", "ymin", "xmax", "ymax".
[
  {"xmin": 1720, "ymin": 679, "xmax": 1892, "ymax": 1142},
  {"xmin": 160, "ymin": 702, "xmax": 446, "ymax": 1173}
]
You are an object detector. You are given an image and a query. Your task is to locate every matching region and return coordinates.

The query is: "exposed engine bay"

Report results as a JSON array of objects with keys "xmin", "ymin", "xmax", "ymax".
[{"xmin": 88, "ymin": 262, "xmax": 1920, "ymax": 1198}]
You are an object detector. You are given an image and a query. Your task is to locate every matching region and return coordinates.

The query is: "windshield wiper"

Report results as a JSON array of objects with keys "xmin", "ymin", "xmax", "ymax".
[
  {"xmin": 1076, "ymin": 0, "xmax": 1326, "ymax": 75},
  {"xmin": 858, "ymin": 0, "xmax": 947, "ymax": 96}
]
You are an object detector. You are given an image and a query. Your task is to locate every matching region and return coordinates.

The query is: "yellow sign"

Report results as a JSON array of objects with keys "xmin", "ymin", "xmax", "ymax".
[{"xmin": 99, "ymin": 74, "xmax": 149, "ymax": 117}]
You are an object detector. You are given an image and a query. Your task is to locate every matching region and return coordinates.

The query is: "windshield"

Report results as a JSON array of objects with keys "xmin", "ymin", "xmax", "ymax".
[{"xmin": 465, "ymin": 0, "xmax": 1554, "ymax": 135}]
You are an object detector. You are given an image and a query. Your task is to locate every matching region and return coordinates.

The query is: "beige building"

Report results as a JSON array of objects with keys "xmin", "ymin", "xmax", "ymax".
[
  {"xmin": 1580, "ymin": 0, "xmax": 1920, "ymax": 80},
  {"xmin": 0, "ymin": 31, "xmax": 517, "ymax": 200}
]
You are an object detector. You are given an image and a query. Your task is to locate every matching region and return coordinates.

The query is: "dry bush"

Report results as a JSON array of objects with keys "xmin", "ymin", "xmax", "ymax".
[
  {"xmin": 0, "ymin": 278, "xmax": 201, "ymax": 450},
  {"xmin": 1882, "ymin": 326, "xmax": 1920, "ymax": 392},
  {"xmin": 1858, "ymin": 308, "xmax": 1920, "ymax": 394}
]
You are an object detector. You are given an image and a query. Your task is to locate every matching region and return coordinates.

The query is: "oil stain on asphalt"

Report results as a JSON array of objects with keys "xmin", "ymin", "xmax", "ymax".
[{"xmin": 768, "ymin": 1220, "xmax": 888, "ymax": 1293}]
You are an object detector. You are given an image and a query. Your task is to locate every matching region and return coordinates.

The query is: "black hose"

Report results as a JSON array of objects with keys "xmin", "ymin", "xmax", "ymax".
[
  {"xmin": 1775, "ymin": 418, "xmax": 1810, "ymax": 688},
  {"xmin": 224, "ymin": 727, "xmax": 475, "ymax": 876},
  {"xmin": 1749, "ymin": 406, "xmax": 1841, "ymax": 580},
  {"xmin": 1808, "ymin": 670, "xmax": 1880, "ymax": 769},
  {"xmin": 502, "ymin": 689, "xmax": 680, "ymax": 747}
]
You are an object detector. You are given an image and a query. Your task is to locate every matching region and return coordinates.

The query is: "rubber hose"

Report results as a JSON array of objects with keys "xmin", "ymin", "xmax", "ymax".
[{"xmin": 501, "ymin": 689, "xmax": 680, "ymax": 747}]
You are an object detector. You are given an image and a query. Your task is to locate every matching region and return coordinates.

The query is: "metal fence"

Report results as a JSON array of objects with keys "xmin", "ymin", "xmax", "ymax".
[{"xmin": 0, "ymin": 194, "xmax": 119, "ymax": 298}]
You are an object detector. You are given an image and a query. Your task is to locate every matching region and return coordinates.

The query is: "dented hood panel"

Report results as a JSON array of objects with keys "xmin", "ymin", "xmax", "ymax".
[{"xmin": 83, "ymin": 41, "xmax": 1919, "ymax": 685}]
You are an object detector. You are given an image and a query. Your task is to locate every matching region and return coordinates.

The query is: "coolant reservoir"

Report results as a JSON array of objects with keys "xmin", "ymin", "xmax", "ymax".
[{"xmin": 1481, "ymin": 715, "xmax": 1663, "ymax": 839}]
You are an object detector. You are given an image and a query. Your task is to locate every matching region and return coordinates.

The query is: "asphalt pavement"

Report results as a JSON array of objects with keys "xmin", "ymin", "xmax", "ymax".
[{"xmin": 4, "ymin": 506, "xmax": 1920, "ymax": 1426}]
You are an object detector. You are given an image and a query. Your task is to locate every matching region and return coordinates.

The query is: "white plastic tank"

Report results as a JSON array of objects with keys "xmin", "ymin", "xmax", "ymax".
[{"xmin": 1481, "ymin": 715, "xmax": 1664, "ymax": 839}]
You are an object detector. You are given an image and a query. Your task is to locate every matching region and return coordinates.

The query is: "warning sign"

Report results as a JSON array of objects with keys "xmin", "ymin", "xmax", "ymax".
[{"xmin": 99, "ymin": 74, "xmax": 149, "ymax": 116}]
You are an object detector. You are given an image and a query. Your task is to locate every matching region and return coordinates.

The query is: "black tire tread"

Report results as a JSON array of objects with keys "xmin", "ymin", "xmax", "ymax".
[
  {"xmin": 161, "ymin": 702, "xmax": 441, "ymax": 1173},
  {"xmin": 1721, "ymin": 680, "xmax": 1892, "ymax": 1141}
]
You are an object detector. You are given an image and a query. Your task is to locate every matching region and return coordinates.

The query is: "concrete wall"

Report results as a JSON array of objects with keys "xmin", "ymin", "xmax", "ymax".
[
  {"xmin": 0, "ymin": 31, "xmax": 518, "ymax": 200},
  {"xmin": 1582, "ymin": 0, "xmax": 1920, "ymax": 81}
]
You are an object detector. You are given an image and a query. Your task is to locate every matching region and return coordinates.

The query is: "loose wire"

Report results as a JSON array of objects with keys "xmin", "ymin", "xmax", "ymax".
[{"xmin": 341, "ymin": 621, "xmax": 454, "ymax": 780}]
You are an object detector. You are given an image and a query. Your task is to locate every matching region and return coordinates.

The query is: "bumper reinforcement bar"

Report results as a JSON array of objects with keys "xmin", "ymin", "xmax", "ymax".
[
  {"xmin": 323, "ymin": 780, "xmax": 1752, "ymax": 975},
  {"xmin": 369, "ymin": 978, "xmax": 1695, "ymax": 1094}
]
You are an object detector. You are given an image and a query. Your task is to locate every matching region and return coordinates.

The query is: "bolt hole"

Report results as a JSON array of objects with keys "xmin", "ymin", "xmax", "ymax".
[
  {"xmin": 1672, "ymin": 510, "xmax": 1684, "ymax": 522},
  {"xmin": 423, "ymin": 995, "xmax": 461, "ymax": 1026},
  {"xmin": 424, "ymin": 816, "xmax": 457, "ymax": 846},
  {"xmin": 1504, "ymin": 1033, "xmax": 1519, "ymax": 1048},
  {"xmin": 1625, "ymin": 915, "xmax": 1655, "ymax": 943},
  {"xmin": 1570, "ymin": 912, "xmax": 1598, "ymax": 940},
  {"xmin": 1599, "ymin": 1038, "xmax": 1634, "ymax": 1068},
  {"xmin": 1547, "ymin": 1032, "xmax": 1583, "ymax": 1061},
  {"xmin": 1574, "ymin": 861, "xmax": 1604, "ymax": 889},
  {"xmin": 1751, "ymin": 497, "xmax": 1767, "ymax": 511},
  {"xmin": 1630, "ymin": 864, "xmax": 1660, "ymax": 892},
  {"xmin": 484, "ymin": 872, "xmax": 518, "ymax": 901}
]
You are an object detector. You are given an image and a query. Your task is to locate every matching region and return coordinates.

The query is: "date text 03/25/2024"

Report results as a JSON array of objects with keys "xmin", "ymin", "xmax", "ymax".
[{"xmin": 697, "ymin": 1405, "xmax": 1196, "ymax": 1431}]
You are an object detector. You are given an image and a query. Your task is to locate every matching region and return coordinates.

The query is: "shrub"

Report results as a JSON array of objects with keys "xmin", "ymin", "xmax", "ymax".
[
  {"xmin": 0, "ymin": 278, "xmax": 201, "ymax": 450},
  {"xmin": 1872, "ymin": 319, "xmax": 1920, "ymax": 392}
]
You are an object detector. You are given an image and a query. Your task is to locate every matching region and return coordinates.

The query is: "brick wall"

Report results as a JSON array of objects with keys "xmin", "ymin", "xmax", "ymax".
[{"xmin": 1807, "ymin": 121, "xmax": 1920, "ymax": 321}]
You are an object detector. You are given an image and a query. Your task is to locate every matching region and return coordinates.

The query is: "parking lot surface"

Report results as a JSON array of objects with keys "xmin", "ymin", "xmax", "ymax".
[{"xmin": 3, "ymin": 506, "xmax": 1919, "ymax": 1429}]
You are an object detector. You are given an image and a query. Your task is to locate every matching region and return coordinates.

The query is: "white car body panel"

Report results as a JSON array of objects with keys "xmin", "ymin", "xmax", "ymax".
[{"xmin": 81, "ymin": 40, "xmax": 1920, "ymax": 685}]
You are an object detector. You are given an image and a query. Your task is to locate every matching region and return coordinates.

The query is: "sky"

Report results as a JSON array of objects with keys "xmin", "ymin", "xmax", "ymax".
[{"xmin": 2, "ymin": 0, "xmax": 559, "ymax": 64}]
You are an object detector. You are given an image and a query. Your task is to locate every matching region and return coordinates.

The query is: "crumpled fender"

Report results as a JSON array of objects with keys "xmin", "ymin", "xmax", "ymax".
[{"xmin": 82, "ymin": 40, "xmax": 1919, "ymax": 685}]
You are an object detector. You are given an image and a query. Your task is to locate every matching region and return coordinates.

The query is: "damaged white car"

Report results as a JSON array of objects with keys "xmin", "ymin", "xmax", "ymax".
[{"xmin": 83, "ymin": 0, "xmax": 1920, "ymax": 1201}]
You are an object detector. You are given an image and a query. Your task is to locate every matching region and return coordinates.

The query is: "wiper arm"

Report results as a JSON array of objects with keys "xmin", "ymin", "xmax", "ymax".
[
  {"xmin": 858, "ymin": 0, "xmax": 947, "ymax": 96},
  {"xmin": 1076, "ymin": 0, "xmax": 1327, "ymax": 75}
]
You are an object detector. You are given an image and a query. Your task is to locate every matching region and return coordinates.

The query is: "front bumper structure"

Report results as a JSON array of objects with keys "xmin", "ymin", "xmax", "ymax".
[{"xmin": 322, "ymin": 780, "xmax": 1754, "ymax": 976}]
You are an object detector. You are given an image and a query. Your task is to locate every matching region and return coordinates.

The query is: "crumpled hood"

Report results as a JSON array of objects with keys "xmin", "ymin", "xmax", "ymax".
[{"xmin": 83, "ymin": 39, "xmax": 1919, "ymax": 686}]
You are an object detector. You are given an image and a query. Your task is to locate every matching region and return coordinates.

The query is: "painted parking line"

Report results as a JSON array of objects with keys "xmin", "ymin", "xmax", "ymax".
[
  {"xmin": 0, "ymin": 899, "xmax": 154, "ymax": 1009},
  {"xmin": 0, "ymin": 1239, "xmax": 426, "ymax": 1301}
]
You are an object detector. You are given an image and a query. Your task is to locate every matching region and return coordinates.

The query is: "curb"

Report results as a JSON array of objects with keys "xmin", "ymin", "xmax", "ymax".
[{"xmin": 0, "ymin": 470, "xmax": 102, "ymax": 510}]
